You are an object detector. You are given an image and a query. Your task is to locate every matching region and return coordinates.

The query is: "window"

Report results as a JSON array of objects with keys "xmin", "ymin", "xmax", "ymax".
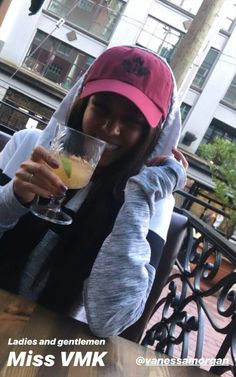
[
  {"xmin": 199, "ymin": 119, "xmax": 236, "ymax": 148},
  {"xmin": 57, "ymin": 43, "xmax": 72, "ymax": 56},
  {"xmin": 78, "ymin": 0, "xmax": 94, "ymax": 11},
  {"xmin": 222, "ymin": 75, "xmax": 236, "ymax": 109},
  {"xmin": 0, "ymin": 89, "xmax": 54, "ymax": 132},
  {"xmin": 180, "ymin": 102, "xmax": 191, "ymax": 123},
  {"xmin": 23, "ymin": 30, "xmax": 94, "ymax": 90},
  {"xmin": 162, "ymin": 0, "xmax": 203, "ymax": 14},
  {"xmin": 192, "ymin": 48, "xmax": 219, "ymax": 89},
  {"xmin": 221, "ymin": 1, "xmax": 236, "ymax": 33},
  {"xmin": 47, "ymin": 0, "xmax": 126, "ymax": 42},
  {"xmin": 34, "ymin": 30, "xmax": 45, "ymax": 42},
  {"xmin": 137, "ymin": 17, "xmax": 183, "ymax": 62}
]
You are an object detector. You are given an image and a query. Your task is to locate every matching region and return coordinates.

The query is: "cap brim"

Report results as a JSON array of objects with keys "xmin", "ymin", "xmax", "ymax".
[{"xmin": 80, "ymin": 79, "xmax": 162, "ymax": 128}]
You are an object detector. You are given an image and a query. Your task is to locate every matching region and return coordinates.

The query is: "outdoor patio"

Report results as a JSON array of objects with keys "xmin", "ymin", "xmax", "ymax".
[{"xmin": 141, "ymin": 208, "xmax": 236, "ymax": 377}]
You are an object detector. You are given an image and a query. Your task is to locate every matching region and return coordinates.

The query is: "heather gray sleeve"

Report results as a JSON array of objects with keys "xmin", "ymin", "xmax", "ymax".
[
  {"xmin": 0, "ymin": 180, "xmax": 29, "ymax": 235},
  {"xmin": 0, "ymin": 135, "xmax": 30, "ymax": 235},
  {"xmin": 83, "ymin": 158, "xmax": 186, "ymax": 337}
]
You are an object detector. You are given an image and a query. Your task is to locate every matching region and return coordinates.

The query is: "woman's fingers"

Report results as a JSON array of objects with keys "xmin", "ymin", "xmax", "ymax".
[
  {"xmin": 146, "ymin": 148, "xmax": 188, "ymax": 171},
  {"xmin": 13, "ymin": 147, "xmax": 67, "ymax": 204},
  {"xmin": 18, "ymin": 161, "xmax": 66, "ymax": 192},
  {"xmin": 146, "ymin": 156, "xmax": 168, "ymax": 166},
  {"xmin": 31, "ymin": 145, "xmax": 59, "ymax": 168},
  {"xmin": 172, "ymin": 147, "xmax": 189, "ymax": 170}
]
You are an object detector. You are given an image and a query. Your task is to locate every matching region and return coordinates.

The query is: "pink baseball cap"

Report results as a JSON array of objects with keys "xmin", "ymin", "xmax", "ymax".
[{"xmin": 80, "ymin": 46, "xmax": 174, "ymax": 128}]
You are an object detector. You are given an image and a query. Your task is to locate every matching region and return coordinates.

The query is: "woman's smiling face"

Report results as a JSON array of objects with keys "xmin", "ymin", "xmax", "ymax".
[{"xmin": 82, "ymin": 92, "xmax": 149, "ymax": 166}]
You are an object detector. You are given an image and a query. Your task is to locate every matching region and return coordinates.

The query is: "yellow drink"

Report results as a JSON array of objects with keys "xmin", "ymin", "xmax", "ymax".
[{"xmin": 53, "ymin": 153, "xmax": 94, "ymax": 189}]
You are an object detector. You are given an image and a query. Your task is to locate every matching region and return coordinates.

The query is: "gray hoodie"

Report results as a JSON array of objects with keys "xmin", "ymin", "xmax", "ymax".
[{"xmin": 0, "ymin": 48, "xmax": 186, "ymax": 336}]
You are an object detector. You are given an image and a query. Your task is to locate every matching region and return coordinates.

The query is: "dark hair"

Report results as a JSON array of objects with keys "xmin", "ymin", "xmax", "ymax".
[
  {"xmin": 64, "ymin": 94, "xmax": 161, "ymax": 272},
  {"xmin": 36, "ymin": 95, "xmax": 162, "ymax": 311},
  {"xmin": 67, "ymin": 96, "xmax": 161, "ymax": 200}
]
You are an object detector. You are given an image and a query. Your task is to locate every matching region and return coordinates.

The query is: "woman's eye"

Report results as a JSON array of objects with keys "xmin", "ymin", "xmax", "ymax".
[
  {"xmin": 125, "ymin": 119, "xmax": 146, "ymax": 131},
  {"xmin": 92, "ymin": 102, "xmax": 108, "ymax": 114}
]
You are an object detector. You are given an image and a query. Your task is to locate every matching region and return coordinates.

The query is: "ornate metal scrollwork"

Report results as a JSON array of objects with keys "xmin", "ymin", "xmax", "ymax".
[{"xmin": 142, "ymin": 210, "xmax": 236, "ymax": 376}]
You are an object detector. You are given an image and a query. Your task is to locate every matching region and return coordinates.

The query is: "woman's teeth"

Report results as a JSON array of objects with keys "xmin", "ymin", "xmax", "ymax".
[{"xmin": 105, "ymin": 143, "xmax": 120, "ymax": 151}]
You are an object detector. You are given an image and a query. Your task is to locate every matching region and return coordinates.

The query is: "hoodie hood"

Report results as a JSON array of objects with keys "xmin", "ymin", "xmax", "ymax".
[{"xmin": 37, "ymin": 46, "xmax": 181, "ymax": 159}]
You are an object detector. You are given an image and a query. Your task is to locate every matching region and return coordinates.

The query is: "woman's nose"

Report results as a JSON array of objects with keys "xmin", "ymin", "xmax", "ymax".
[{"xmin": 102, "ymin": 119, "xmax": 121, "ymax": 136}]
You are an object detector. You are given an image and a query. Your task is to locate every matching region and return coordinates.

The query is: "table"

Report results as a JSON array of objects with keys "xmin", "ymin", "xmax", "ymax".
[{"xmin": 0, "ymin": 289, "xmax": 218, "ymax": 377}]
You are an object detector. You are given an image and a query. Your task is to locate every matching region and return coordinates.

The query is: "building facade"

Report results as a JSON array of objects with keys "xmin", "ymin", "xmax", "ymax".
[{"xmin": 0, "ymin": 0, "xmax": 235, "ymax": 152}]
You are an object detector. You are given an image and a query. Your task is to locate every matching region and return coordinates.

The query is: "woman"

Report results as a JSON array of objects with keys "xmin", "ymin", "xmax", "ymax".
[{"xmin": 0, "ymin": 46, "xmax": 187, "ymax": 337}]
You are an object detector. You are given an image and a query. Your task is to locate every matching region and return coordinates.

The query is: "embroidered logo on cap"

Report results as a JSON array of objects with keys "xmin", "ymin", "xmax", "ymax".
[{"xmin": 122, "ymin": 57, "xmax": 150, "ymax": 77}]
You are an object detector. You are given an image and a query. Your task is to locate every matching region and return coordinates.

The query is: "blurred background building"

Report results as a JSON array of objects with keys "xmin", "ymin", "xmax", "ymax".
[{"xmin": 0, "ymin": 0, "xmax": 235, "ymax": 154}]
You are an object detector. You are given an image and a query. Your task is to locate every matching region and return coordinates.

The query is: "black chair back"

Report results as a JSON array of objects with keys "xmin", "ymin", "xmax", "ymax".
[{"xmin": 0, "ymin": 131, "xmax": 11, "ymax": 152}]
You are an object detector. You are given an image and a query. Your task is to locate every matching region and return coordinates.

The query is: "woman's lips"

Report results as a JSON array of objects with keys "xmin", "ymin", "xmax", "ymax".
[{"xmin": 105, "ymin": 143, "xmax": 121, "ymax": 151}]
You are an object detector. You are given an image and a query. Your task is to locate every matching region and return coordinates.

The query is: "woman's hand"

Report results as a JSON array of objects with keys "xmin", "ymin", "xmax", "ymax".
[
  {"xmin": 171, "ymin": 147, "xmax": 189, "ymax": 170},
  {"xmin": 147, "ymin": 147, "xmax": 189, "ymax": 170},
  {"xmin": 13, "ymin": 146, "xmax": 67, "ymax": 204}
]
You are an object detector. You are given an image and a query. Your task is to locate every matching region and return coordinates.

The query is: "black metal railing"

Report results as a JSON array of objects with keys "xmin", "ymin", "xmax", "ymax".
[
  {"xmin": 175, "ymin": 188, "xmax": 236, "ymax": 243},
  {"xmin": 142, "ymin": 209, "xmax": 236, "ymax": 376},
  {"xmin": 176, "ymin": 189, "xmax": 227, "ymax": 217}
]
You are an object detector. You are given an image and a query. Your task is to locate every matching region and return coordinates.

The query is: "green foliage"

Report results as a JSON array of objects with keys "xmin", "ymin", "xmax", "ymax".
[{"xmin": 199, "ymin": 138, "xmax": 236, "ymax": 236}]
